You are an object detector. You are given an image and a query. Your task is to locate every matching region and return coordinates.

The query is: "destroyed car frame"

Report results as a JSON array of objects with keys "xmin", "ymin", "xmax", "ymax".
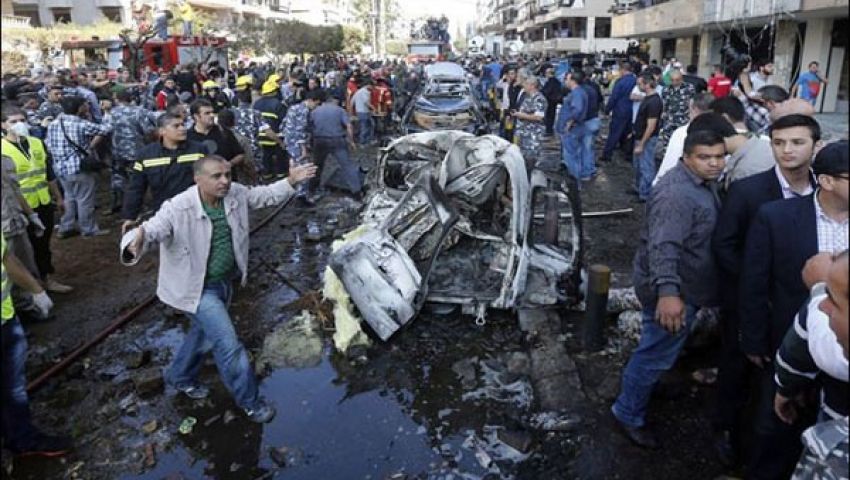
[
  {"xmin": 328, "ymin": 131, "xmax": 584, "ymax": 341},
  {"xmin": 400, "ymin": 62, "xmax": 489, "ymax": 136}
]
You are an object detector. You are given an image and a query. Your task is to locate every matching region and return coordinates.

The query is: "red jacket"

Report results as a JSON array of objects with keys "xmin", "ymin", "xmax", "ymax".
[
  {"xmin": 370, "ymin": 82, "xmax": 393, "ymax": 115},
  {"xmin": 346, "ymin": 79, "xmax": 358, "ymax": 113}
]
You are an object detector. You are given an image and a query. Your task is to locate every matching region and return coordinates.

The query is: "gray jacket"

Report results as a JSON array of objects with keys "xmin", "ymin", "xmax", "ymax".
[
  {"xmin": 131, "ymin": 179, "xmax": 295, "ymax": 313},
  {"xmin": 633, "ymin": 163, "xmax": 721, "ymax": 308},
  {"xmin": 722, "ymin": 135, "xmax": 775, "ymax": 191}
]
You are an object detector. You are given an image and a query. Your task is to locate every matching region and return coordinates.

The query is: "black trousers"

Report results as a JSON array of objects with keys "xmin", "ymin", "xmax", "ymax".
[
  {"xmin": 26, "ymin": 203, "xmax": 55, "ymax": 279},
  {"xmin": 746, "ymin": 364, "xmax": 812, "ymax": 480},
  {"xmin": 544, "ymin": 99, "xmax": 558, "ymax": 135},
  {"xmin": 261, "ymin": 144, "xmax": 288, "ymax": 177},
  {"xmin": 715, "ymin": 304, "xmax": 752, "ymax": 433}
]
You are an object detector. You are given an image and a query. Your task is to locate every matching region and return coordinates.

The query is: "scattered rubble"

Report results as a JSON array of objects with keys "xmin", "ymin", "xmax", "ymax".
[
  {"xmin": 131, "ymin": 367, "xmax": 164, "ymax": 397},
  {"xmin": 461, "ymin": 358, "xmax": 533, "ymax": 410},
  {"xmin": 178, "ymin": 416, "xmax": 197, "ymax": 435}
]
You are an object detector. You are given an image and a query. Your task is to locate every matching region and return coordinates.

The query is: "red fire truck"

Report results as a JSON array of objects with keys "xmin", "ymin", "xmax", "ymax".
[{"xmin": 61, "ymin": 35, "xmax": 228, "ymax": 74}]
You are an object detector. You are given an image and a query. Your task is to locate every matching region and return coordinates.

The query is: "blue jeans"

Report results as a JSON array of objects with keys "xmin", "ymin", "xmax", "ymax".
[
  {"xmin": 356, "ymin": 113, "xmax": 373, "ymax": 144},
  {"xmin": 154, "ymin": 14, "xmax": 168, "ymax": 40},
  {"xmin": 561, "ymin": 126, "xmax": 585, "ymax": 180},
  {"xmin": 602, "ymin": 114, "xmax": 632, "ymax": 160},
  {"xmin": 633, "ymin": 135, "xmax": 658, "ymax": 200},
  {"xmin": 612, "ymin": 303, "xmax": 698, "ymax": 428},
  {"xmin": 313, "ymin": 137, "xmax": 362, "ymax": 194},
  {"xmin": 480, "ymin": 80, "xmax": 492, "ymax": 101},
  {"xmin": 581, "ymin": 117, "xmax": 601, "ymax": 178},
  {"xmin": 59, "ymin": 172, "xmax": 99, "ymax": 235},
  {"xmin": 2, "ymin": 318, "xmax": 38, "ymax": 450},
  {"xmin": 166, "ymin": 281, "xmax": 261, "ymax": 411}
]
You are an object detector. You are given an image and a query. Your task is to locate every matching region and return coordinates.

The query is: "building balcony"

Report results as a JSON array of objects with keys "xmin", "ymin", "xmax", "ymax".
[
  {"xmin": 2, "ymin": 13, "xmax": 31, "ymax": 29},
  {"xmin": 585, "ymin": 37, "xmax": 630, "ymax": 53},
  {"xmin": 611, "ymin": 0, "xmax": 702, "ymax": 37},
  {"xmin": 526, "ymin": 36, "xmax": 629, "ymax": 53},
  {"xmin": 703, "ymin": 0, "xmax": 801, "ymax": 24},
  {"xmin": 800, "ymin": 0, "xmax": 849, "ymax": 13},
  {"xmin": 525, "ymin": 37, "xmax": 583, "ymax": 52},
  {"xmin": 42, "ymin": 0, "xmax": 72, "ymax": 7},
  {"xmin": 189, "ymin": 0, "xmax": 236, "ymax": 10}
]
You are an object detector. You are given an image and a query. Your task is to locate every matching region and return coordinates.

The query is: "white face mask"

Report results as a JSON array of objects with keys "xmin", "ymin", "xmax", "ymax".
[{"xmin": 9, "ymin": 121, "xmax": 29, "ymax": 138}]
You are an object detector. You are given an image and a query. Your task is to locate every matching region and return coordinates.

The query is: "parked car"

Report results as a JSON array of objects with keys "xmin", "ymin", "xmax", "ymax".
[
  {"xmin": 328, "ymin": 131, "xmax": 584, "ymax": 341},
  {"xmin": 400, "ymin": 62, "xmax": 489, "ymax": 135}
]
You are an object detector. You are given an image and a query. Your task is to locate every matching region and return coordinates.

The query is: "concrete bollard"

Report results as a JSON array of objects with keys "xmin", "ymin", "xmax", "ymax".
[{"xmin": 582, "ymin": 264, "xmax": 611, "ymax": 352}]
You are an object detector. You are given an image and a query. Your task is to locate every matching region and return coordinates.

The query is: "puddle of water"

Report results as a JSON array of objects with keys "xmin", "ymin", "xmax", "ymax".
[{"xmin": 119, "ymin": 345, "xmax": 490, "ymax": 480}]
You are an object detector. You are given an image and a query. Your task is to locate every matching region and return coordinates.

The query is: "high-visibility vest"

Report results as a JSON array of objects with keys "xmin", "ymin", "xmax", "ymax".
[
  {"xmin": 1, "ymin": 137, "xmax": 51, "ymax": 209},
  {"xmin": 1, "ymin": 236, "xmax": 13, "ymax": 323}
]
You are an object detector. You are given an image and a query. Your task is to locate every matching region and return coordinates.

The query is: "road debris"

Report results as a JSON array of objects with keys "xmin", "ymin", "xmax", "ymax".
[{"xmin": 178, "ymin": 416, "xmax": 197, "ymax": 435}]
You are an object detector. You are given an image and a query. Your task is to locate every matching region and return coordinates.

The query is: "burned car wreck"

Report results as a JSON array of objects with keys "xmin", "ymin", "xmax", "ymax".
[
  {"xmin": 400, "ymin": 62, "xmax": 489, "ymax": 135},
  {"xmin": 327, "ymin": 131, "xmax": 583, "ymax": 342}
]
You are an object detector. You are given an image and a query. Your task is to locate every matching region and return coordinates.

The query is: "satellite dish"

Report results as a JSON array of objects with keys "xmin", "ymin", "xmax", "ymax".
[{"xmin": 470, "ymin": 36, "xmax": 485, "ymax": 48}]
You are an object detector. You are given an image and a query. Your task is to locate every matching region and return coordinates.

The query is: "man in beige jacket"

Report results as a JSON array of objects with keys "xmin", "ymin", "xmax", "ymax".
[{"xmin": 125, "ymin": 154, "xmax": 315, "ymax": 423}]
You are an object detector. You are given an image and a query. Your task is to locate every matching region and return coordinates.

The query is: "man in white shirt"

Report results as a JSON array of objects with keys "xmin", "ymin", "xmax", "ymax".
[
  {"xmin": 749, "ymin": 60, "xmax": 775, "ymax": 95},
  {"xmin": 653, "ymin": 92, "xmax": 715, "ymax": 185},
  {"xmin": 351, "ymin": 80, "xmax": 374, "ymax": 145}
]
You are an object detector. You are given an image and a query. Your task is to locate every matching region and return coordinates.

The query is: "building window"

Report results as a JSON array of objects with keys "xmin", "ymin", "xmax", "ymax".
[
  {"xmin": 12, "ymin": 7, "xmax": 41, "ymax": 27},
  {"xmin": 101, "ymin": 7, "xmax": 123, "ymax": 23},
  {"xmin": 594, "ymin": 17, "xmax": 611, "ymax": 38},
  {"xmin": 52, "ymin": 8, "xmax": 72, "ymax": 24}
]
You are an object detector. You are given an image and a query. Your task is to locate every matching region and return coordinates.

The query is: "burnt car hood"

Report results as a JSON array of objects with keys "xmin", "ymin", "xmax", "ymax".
[
  {"xmin": 327, "ymin": 132, "xmax": 583, "ymax": 342},
  {"xmin": 413, "ymin": 95, "xmax": 473, "ymax": 114}
]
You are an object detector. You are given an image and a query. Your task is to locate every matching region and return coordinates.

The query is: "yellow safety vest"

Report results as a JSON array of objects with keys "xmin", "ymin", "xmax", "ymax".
[
  {"xmin": 1, "ymin": 137, "xmax": 51, "ymax": 209},
  {"xmin": 1, "ymin": 235, "xmax": 13, "ymax": 323}
]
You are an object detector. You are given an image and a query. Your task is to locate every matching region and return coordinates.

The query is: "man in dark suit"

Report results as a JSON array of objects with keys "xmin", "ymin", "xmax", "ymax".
[
  {"xmin": 738, "ymin": 140, "xmax": 849, "ymax": 480},
  {"xmin": 710, "ymin": 114, "xmax": 821, "ymax": 466}
]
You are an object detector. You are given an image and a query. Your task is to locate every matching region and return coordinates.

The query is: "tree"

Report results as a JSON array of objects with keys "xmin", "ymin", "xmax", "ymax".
[
  {"xmin": 352, "ymin": 0, "xmax": 400, "ymax": 55},
  {"xmin": 453, "ymin": 27, "xmax": 467, "ymax": 53},
  {"xmin": 2, "ymin": 20, "xmax": 124, "ymax": 70},
  {"xmin": 118, "ymin": 24, "xmax": 156, "ymax": 80},
  {"xmin": 342, "ymin": 25, "xmax": 366, "ymax": 54},
  {"xmin": 385, "ymin": 40, "xmax": 406, "ymax": 57}
]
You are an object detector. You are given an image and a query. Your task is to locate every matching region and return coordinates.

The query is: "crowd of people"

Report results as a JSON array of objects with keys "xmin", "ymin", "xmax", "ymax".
[{"xmin": 0, "ymin": 50, "xmax": 846, "ymax": 480}]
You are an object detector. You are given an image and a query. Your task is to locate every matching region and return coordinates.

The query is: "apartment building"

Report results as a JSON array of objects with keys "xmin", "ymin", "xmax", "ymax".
[
  {"xmin": 610, "ymin": 0, "xmax": 849, "ymax": 112},
  {"xmin": 2, "ymin": 0, "xmax": 295, "ymax": 29},
  {"xmin": 475, "ymin": 0, "xmax": 630, "ymax": 57}
]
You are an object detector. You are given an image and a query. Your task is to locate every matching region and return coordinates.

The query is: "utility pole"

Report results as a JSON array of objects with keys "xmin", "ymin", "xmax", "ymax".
[
  {"xmin": 375, "ymin": 0, "xmax": 380, "ymax": 55},
  {"xmin": 370, "ymin": 0, "xmax": 378, "ymax": 56}
]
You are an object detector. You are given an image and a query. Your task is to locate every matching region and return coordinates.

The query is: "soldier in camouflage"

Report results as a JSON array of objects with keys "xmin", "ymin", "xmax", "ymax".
[
  {"xmin": 660, "ymin": 70, "xmax": 695, "ymax": 148},
  {"xmin": 231, "ymin": 86, "xmax": 270, "ymax": 174},
  {"xmin": 36, "ymin": 86, "xmax": 64, "ymax": 124},
  {"xmin": 283, "ymin": 89, "xmax": 322, "ymax": 163},
  {"xmin": 512, "ymin": 75, "xmax": 547, "ymax": 171},
  {"xmin": 109, "ymin": 90, "xmax": 159, "ymax": 213},
  {"xmin": 794, "ymin": 417, "xmax": 849, "ymax": 480}
]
